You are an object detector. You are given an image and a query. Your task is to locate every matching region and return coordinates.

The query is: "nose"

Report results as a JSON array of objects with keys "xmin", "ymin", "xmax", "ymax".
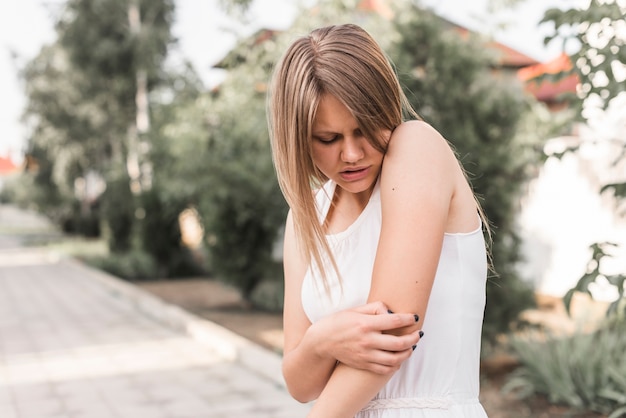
[{"xmin": 341, "ymin": 136, "xmax": 364, "ymax": 163}]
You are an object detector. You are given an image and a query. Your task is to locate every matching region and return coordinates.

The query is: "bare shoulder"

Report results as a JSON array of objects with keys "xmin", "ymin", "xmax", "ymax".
[
  {"xmin": 386, "ymin": 121, "xmax": 479, "ymax": 232},
  {"xmin": 392, "ymin": 119, "xmax": 441, "ymax": 138},
  {"xmin": 385, "ymin": 120, "xmax": 457, "ymax": 169}
]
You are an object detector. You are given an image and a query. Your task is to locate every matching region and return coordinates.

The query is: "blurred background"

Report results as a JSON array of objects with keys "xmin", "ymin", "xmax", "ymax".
[{"xmin": 1, "ymin": 0, "xmax": 625, "ymax": 416}]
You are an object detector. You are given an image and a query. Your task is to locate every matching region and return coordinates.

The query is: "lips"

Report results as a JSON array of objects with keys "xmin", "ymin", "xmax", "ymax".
[{"xmin": 340, "ymin": 166, "xmax": 369, "ymax": 181}]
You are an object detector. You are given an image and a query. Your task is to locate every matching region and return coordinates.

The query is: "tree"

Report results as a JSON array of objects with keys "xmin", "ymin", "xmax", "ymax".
[
  {"xmin": 540, "ymin": 0, "xmax": 626, "ymax": 315},
  {"xmin": 19, "ymin": 43, "xmax": 108, "ymax": 233},
  {"xmin": 20, "ymin": 0, "xmax": 177, "ymax": 253},
  {"xmin": 58, "ymin": 0, "xmax": 176, "ymax": 247},
  {"xmin": 198, "ymin": 31, "xmax": 288, "ymax": 302},
  {"xmin": 542, "ymin": 0, "xmax": 626, "ymax": 113}
]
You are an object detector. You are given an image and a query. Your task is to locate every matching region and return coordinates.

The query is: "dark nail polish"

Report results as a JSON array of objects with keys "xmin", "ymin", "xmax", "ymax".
[
  {"xmin": 419, "ymin": 331, "xmax": 424, "ymax": 338},
  {"xmin": 414, "ymin": 314, "xmax": 419, "ymax": 322},
  {"xmin": 387, "ymin": 309, "xmax": 394, "ymax": 314},
  {"xmin": 412, "ymin": 345, "xmax": 417, "ymax": 351}
]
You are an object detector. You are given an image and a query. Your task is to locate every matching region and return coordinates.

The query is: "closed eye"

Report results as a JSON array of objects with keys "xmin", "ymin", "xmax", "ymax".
[{"xmin": 313, "ymin": 135, "xmax": 339, "ymax": 144}]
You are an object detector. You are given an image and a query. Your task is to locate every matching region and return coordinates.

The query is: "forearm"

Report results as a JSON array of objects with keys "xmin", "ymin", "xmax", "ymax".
[
  {"xmin": 308, "ymin": 363, "xmax": 392, "ymax": 417},
  {"xmin": 282, "ymin": 323, "xmax": 338, "ymax": 402}
]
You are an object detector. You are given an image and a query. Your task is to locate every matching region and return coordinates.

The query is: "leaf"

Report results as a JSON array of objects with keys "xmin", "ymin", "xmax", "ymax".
[
  {"xmin": 608, "ymin": 406, "xmax": 626, "ymax": 418},
  {"xmin": 601, "ymin": 182, "xmax": 626, "ymax": 199},
  {"xmin": 563, "ymin": 288, "xmax": 576, "ymax": 315},
  {"xmin": 600, "ymin": 388, "xmax": 626, "ymax": 403}
]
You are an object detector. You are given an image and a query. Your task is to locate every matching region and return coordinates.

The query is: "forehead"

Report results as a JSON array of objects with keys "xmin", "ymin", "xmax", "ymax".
[{"xmin": 313, "ymin": 94, "xmax": 357, "ymax": 130}]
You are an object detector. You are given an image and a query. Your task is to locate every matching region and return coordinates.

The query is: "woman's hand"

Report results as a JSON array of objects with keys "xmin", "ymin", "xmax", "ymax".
[{"xmin": 311, "ymin": 301, "xmax": 422, "ymax": 375}]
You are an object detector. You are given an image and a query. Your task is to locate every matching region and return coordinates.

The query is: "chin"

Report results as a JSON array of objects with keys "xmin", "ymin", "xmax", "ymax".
[{"xmin": 338, "ymin": 178, "xmax": 376, "ymax": 195}]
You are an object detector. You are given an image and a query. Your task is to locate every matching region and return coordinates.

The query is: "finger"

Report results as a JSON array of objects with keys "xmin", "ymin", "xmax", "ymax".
[
  {"xmin": 367, "ymin": 347, "xmax": 413, "ymax": 370},
  {"xmin": 351, "ymin": 301, "xmax": 389, "ymax": 315},
  {"xmin": 371, "ymin": 332, "xmax": 420, "ymax": 352},
  {"xmin": 370, "ymin": 312, "xmax": 419, "ymax": 331}
]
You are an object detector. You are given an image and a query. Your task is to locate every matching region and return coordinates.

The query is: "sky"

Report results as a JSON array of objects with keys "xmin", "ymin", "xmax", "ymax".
[{"xmin": 0, "ymin": 0, "xmax": 582, "ymax": 161}]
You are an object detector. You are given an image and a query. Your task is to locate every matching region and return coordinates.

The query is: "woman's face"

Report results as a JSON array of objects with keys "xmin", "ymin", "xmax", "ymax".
[{"xmin": 311, "ymin": 94, "xmax": 387, "ymax": 198}]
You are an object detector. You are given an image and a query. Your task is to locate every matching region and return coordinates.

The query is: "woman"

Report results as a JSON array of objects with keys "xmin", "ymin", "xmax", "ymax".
[{"xmin": 267, "ymin": 23, "xmax": 489, "ymax": 417}]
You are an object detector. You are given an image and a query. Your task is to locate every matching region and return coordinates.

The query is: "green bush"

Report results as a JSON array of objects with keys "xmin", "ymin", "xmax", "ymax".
[
  {"xmin": 100, "ymin": 174, "xmax": 135, "ymax": 253},
  {"xmin": 202, "ymin": 183, "xmax": 286, "ymax": 301},
  {"xmin": 87, "ymin": 249, "xmax": 158, "ymax": 281},
  {"xmin": 138, "ymin": 187, "xmax": 206, "ymax": 278},
  {"xmin": 248, "ymin": 262, "xmax": 285, "ymax": 312},
  {"xmin": 504, "ymin": 317, "xmax": 626, "ymax": 417},
  {"xmin": 61, "ymin": 200, "xmax": 101, "ymax": 238}
]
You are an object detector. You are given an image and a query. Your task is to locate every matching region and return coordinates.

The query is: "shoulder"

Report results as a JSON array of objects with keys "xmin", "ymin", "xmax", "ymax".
[
  {"xmin": 388, "ymin": 120, "xmax": 450, "ymax": 152},
  {"xmin": 384, "ymin": 120, "xmax": 458, "ymax": 172}
]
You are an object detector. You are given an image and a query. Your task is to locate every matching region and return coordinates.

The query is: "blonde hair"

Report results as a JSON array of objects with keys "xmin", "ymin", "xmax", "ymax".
[
  {"xmin": 267, "ymin": 24, "xmax": 419, "ymax": 287},
  {"xmin": 267, "ymin": 23, "xmax": 491, "ymax": 288}
]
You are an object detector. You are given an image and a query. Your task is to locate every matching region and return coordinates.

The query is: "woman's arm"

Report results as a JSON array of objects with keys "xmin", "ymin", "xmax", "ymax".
[
  {"xmin": 281, "ymin": 209, "xmax": 336, "ymax": 402},
  {"xmin": 308, "ymin": 121, "xmax": 465, "ymax": 417},
  {"xmin": 282, "ymin": 210, "xmax": 422, "ymax": 402}
]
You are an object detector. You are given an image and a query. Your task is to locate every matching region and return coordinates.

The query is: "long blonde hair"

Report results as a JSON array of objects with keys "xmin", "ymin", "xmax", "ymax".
[{"xmin": 267, "ymin": 23, "xmax": 419, "ymax": 287}]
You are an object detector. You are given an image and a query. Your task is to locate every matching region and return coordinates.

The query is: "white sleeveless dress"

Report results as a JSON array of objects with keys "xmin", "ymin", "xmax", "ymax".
[{"xmin": 301, "ymin": 179, "xmax": 489, "ymax": 417}]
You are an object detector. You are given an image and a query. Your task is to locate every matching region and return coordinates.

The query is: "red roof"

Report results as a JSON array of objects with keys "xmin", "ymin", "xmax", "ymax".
[
  {"xmin": 485, "ymin": 40, "xmax": 540, "ymax": 68},
  {"xmin": 517, "ymin": 53, "xmax": 579, "ymax": 103},
  {"xmin": 357, "ymin": 0, "xmax": 393, "ymax": 19},
  {"xmin": 0, "ymin": 155, "xmax": 19, "ymax": 175},
  {"xmin": 436, "ymin": 20, "xmax": 539, "ymax": 68},
  {"xmin": 357, "ymin": 0, "xmax": 540, "ymax": 69}
]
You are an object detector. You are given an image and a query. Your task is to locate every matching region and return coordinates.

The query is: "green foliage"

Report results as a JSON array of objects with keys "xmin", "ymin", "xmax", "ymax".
[
  {"xmin": 138, "ymin": 186, "xmax": 205, "ymax": 278},
  {"xmin": 20, "ymin": 0, "xmax": 182, "ymax": 267},
  {"xmin": 147, "ymin": 39, "xmax": 288, "ymax": 298},
  {"xmin": 57, "ymin": 0, "xmax": 175, "ymax": 97},
  {"xmin": 541, "ymin": 0, "xmax": 626, "ymax": 317},
  {"xmin": 601, "ymin": 182, "xmax": 626, "ymax": 206},
  {"xmin": 100, "ymin": 174, "xmax": 135, "ymax": 253},
  {"xmin": 564, "ymin": 242, "xmax": 626, "ymax": 317},
  {"xmin": 541, "ymin": 0, "xmax": 626, "ymax": 113},
  {"xmin": 88, "ymin": 248, "xmax": 159, "ymax": 281},
  {"xmin": 1, "ymin": 147, "xmax": 69, "ymax": 223},
  {"xmin": 504, "ymin": 317, "xmax": 626, "ymax": 416},
  {"xmin": 61, "ymin": 200, "xmax": 101, "ymax": 238},
  {"xmin": 388, "ymin": 4, "xmax": 538, "ymax": 342},
  {"xmin": 198, "ymin": 67, "xmax": 288, "ymax": 300}
]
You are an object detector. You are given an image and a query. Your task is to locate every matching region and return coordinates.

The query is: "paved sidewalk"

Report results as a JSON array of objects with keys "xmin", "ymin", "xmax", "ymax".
[{"xmin": 0, "ymin": 205, "xmax": 312, "ymax": 418}]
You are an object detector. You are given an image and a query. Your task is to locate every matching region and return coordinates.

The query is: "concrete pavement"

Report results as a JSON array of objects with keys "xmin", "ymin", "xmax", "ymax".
[{"xmin": 0, "ymin": 205, "xmax": 312, "ymax": 418}]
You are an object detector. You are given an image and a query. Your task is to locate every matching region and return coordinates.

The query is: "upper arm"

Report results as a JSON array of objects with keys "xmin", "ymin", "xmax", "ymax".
[
  {"xmin": 368, "ymin": 121, "xmax": 458, "ymax": 332},
  {"xmin": 282, "ymin": 209, "xmax": 312, "ymax": 354}
]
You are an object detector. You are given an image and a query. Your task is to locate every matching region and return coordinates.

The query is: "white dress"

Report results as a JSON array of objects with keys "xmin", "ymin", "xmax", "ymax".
[{"xmin": 301, "ymin": 179, "xmax": 489, "ymax": 417}]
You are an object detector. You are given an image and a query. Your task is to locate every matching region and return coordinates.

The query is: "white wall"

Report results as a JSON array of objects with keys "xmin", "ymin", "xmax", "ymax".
[{"xmin": 517, "ymin": 116, "xmax": 626, "ymax": 302}]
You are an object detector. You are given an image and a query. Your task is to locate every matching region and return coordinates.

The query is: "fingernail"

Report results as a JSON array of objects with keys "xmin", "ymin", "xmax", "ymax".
[
  {"xmin": 387, "ymin": 309, "xmax": 394, "ymax": 314},
  {"xmin": 419, "ymin": 331, "xmax": 424, "ymax": 338},
  {"xmin": 412, "ymin": 345, "xmax": 417, "ymax": 351},
  {"xmin": 414, "ymin": 314, "xmax": 419, "ymax": 322}
]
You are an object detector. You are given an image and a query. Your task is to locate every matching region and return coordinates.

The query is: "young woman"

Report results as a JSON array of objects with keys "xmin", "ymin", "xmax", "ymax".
[{"xmin": 267, "ymin": 23, "xmax": 490, "ymax": 417}]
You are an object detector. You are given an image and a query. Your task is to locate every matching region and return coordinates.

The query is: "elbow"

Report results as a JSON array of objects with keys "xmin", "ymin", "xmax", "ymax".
[
  {"xmin": 282, "ymin": 365, "xmax": 322, "ymax": 403},
  {"xmin": 284, "ymin": 380, "xmax": 320, "ymax": 404},
  {"xmin": 291, "ymin": 389, "xmax": 318, "ymax": 404}
]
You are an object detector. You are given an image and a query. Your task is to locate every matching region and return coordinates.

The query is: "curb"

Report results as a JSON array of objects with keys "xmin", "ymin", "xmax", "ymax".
[{"xmin": 62, "ymin": 256, "xmax": 287, "ymax": 389}]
